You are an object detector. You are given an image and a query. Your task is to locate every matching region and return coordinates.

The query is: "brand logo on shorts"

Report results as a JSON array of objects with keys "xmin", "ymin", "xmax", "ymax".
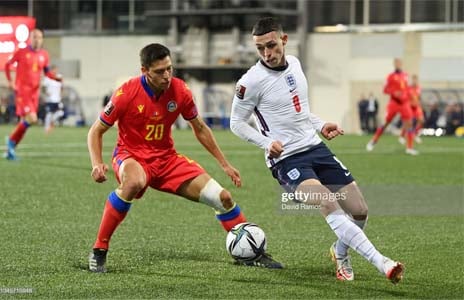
[
  {"xmin": 167, "ymin": 100, "xmax": 177, "ymax": 112},
  {"xmin": 287, "ymin": 168, "xmax": 301, "ymax": 180}
]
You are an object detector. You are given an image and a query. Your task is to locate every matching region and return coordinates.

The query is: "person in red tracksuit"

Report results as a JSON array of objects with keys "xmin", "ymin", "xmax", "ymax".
[
  {"xmin": 366, "ymin": 58, "xmax": 418, "ymax": 155},
  {"xmin": 4, "ymin": 28, "xmax": 61, "ymax": 160}
]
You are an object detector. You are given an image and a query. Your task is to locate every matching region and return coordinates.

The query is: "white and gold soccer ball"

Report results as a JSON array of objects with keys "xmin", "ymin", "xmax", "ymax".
[{"xmin": 226, "ymin": 222, "xmax": 267, "ymax": 262}]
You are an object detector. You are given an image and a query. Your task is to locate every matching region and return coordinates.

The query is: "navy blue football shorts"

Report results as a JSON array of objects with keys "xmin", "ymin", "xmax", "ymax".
[{"xmin": 270, "ymin": 142, "xmax": 354, "ymax": 193}]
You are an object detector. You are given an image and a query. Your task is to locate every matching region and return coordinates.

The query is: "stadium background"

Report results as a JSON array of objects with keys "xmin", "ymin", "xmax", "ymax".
[
  {"xmin": 0, "ymin": 0, "xmax": 463, "ymax": 133},
  {"xmin": 0, "ymin": 1, "xmax": 463, "ymax": 299}
]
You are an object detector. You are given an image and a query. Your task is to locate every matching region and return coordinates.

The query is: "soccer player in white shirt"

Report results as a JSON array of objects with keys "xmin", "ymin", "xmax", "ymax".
[
  {"xmin": 42, "ymin": 65, "xmax": 64, "ymax": 133},
  {"xmin": 230, "ymin": 17, "xmax": 404, "ymax": 284}
]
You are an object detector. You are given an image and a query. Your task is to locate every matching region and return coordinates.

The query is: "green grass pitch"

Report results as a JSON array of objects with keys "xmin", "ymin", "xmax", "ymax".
[{"xmin": 0, "ymin": 125, "xmax": 462, "ymax": 299}]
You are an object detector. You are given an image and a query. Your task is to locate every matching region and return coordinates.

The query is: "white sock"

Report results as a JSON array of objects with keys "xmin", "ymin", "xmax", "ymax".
[
  {"xmin": 335, "ymin": 215, "xmax": 367, "ymax": 258},
  {"xmin": 44, "ymin": 113, "xmax": 52, "ymax": 131},
  {"xmin": 327, "ymin": 210, "xmax": 385, "ymax": 273}
]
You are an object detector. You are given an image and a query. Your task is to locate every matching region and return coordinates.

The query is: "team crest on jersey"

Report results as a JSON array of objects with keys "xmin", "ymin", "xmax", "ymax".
[
  {"xmin": 167, "ymin": 100, "xmax": 177, "ymax": 112},
  {"xmin": 235, "ymin": 84, "xmax": 246, "ymax": 100},
  {"xmin": 287, "ymin": 168, "xmax": 301, "ymax": 180},
  {"xmin": 285, "ymin": 74, "xmax": 296, "ymax": 91},
  {"xmin": 104, "ymin": 101, "xmax": 115, "ymax": 116},
  {"xmin": 137, "ymin": 105, "xmax": 144, "ymax": 113}
]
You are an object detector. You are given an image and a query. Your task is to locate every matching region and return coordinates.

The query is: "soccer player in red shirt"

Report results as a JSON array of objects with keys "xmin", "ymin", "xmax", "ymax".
[
  {"xmin": 366, "ymin": 58, "xmax": 418, "ymax": 155},
  {"xmin": 399, "ymin": 74, "xmax": 424, "ymax": 144},
  {"xmin": 3, "ymin": 28, "xmax": 59, "ymax": 160},
  {"xmin": 87, "ymin": 43, "xmax": 283, "ymax": 272}
]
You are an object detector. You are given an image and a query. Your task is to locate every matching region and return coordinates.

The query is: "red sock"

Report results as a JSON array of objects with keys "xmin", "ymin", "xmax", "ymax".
[
  {"xmin": 93, "ymin": 200, "xmax": 128, "ymax": 250},
  {"xmin": 406, "ymin": 130, "xmax": 414, "ymax": 149},
  {"xmin": 216, "ymin": 205, "xmax": 247, "ymax": 231},
  {"xmin": 372, "ymin": 126, "xmax": 385, "ymax": 143},
  {"xmin": 415, "ymin": 123, "xmax": 422, "ymax": 135},
  {"xmin": 220, "ymin": 212, "xmax": 247, "ymax": 231},
  {"xmin": 9, "ymin": 121, "xmax": 30, "ymax": 146}
]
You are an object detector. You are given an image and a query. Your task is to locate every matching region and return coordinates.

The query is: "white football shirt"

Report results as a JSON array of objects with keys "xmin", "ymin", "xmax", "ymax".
[
  {"xmin": 42, "ymin": 76, "xmax": 62, "ymax": 104},
  {"xmin": 230, "ymin": 55, "xmax": 325, "ymax": 168}
]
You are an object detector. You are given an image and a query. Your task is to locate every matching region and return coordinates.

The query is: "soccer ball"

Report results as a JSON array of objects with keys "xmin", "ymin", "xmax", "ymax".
[{"xmin": 226, "ymin": 222, "xmax": 267, "ymax": 262}]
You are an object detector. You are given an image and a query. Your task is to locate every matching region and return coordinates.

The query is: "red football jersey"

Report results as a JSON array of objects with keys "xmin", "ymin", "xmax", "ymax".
[
  {"xmin": 5, "ymin": 46, "xmax": 50, "ymax": 91},
  {"xmin": 100, "ymin": 76, "xmax": 198, "ymax": 159},
  {"xmin": 407, "ymin": 84, "xmax": 421, "ymax": 108},
  {"xmin": 383, "ymin": 70, "xmax": 409, "ymax": 104}
]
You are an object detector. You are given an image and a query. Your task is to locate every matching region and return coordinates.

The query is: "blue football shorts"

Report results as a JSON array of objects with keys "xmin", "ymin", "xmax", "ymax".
[{"xmin": 270, "ymin": 142, "xmax": 354, "ymax": 192}]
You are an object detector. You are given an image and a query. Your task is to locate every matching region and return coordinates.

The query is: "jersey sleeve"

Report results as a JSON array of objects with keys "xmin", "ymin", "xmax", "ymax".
[
  {"xmin": 180, "ymin": 82, "xmax": 199, "ymax": 120},
  {"xmin": 383, "ymin": 73, "xmax": 394, "ymax": 96},
  {"xmin": 4, "ymin": 49, "xmax": 20, "ymax": 82},
  {"xmin": 230, "ymin": 74, "xmax": 273, "ymax": 150},
  {"xmin": 99, "ymin": 86, "xmax": 128, "ymax": 127},
  {"xmin": 309, "ymin": 113, "xmax": 326, "ymax": 132}
]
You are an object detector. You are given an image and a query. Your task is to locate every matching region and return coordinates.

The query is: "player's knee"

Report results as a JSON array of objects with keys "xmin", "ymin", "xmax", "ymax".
[
  {"xmin": 26, "ymin": 115, "xmax": 37, "ymax": 124},
  {"xmin": 355, "ymin": 196, "xmax": 368, "ymax": 217},
  {"xmin": 199, "ymin": 178, "xmax": 232, "ymax": 213},
  {"xmin": 220, "ymin": 189, "xmax": 234, "ymax": 210},
  {"xmin": 121, "ymin": 177, "xmax": 145, "ymax": 195},
  {"xmin": 320, "ymin": 199, "xmax": 339, "ymax": 216},
  {"xmin": 358, "ymin": 206, "xmax": 368, "ymax": 217}
]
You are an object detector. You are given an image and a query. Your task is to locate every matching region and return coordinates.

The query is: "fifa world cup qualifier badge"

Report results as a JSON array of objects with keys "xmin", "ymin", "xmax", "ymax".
[
  {"xmin": 235, "ymin": 84, "xmax": 246, "ymax": 100},
  {"xmin": 104, "ymin": 101, "xmax": 115, "ymax": 116}
]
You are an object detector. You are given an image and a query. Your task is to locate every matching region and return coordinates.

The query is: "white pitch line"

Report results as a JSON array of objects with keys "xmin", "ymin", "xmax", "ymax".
[{"xmin": 0, "ymin": 142, "xmax": 462, "ymax": 156}]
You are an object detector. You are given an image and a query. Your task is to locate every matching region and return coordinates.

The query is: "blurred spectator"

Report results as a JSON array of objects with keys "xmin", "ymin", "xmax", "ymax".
[
  {"xmin": 0, "ymin": 95, "xmax": 8, "ymax": 124},
  {"xmin": 357, "ymin": 94, "xmax": 368, "ymax": 133},
  {"xmin": 424, "ymin": 102, "xmax": 440, "ymax": 129},
  {"xmin": 445, "ymin": 102, "xmax": 464, "ymax": 135},
  {"xmin": 0, "ymin": 91, "xmax": 16, "ymax": 124},
  {"xmin": 366, "ymin": 92, "xmax": 379, "ymax": 133}
]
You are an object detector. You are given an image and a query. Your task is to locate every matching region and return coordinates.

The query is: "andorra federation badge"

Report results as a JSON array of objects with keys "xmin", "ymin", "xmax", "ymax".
[{"xmin": 167, "ymin": 100, "xmax": 177, "ymax": 112}]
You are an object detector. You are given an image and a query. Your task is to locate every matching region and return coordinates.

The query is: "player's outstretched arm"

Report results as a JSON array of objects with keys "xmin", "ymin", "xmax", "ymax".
[
  {"xmin": 88, "ymin": 119, "xmax": 110, "ymax": 183},
  {"xmin": 188, "ymin": 116, "xmax": 241, "ymax": 187}
]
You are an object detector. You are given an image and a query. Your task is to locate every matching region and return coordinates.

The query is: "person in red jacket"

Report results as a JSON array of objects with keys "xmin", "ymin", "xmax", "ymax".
[
  {"xmin": 399, "ymin": 74, "xmax": 424, "ymax": 144},
  {"xmin": 4, "ymin": 28, "xmax": 60, "ymax": 160},
  {"xmin": 366, "ymin": 58, "xmax": 418, "ymax": 155}
]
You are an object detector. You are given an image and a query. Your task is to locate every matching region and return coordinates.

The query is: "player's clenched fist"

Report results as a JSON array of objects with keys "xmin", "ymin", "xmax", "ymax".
[
  {"xmin": 91, "ymin": 164, "xmax": 109, "ymax": 183},
  {"xmin": 321, "ymin": 123, "xmax": 344, "ymax": 140},
  {"xmin": 268, "ymin": 141, "xmax": 284, "ymax": 158}
]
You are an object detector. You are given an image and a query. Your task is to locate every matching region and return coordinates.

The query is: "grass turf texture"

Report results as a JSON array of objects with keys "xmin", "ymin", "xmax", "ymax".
[{"xmin": 0, "ymin": 125, "xmax": 462, "ymax": 299}]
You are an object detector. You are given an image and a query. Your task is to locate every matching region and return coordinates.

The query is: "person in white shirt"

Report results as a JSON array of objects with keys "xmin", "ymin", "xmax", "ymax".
[
  {"xmin": 42, "ymin": 65, "xmax": 64, "ymax": 133},
  {"xmin": 230, "ymin": 17, "xmax": 404, "ymax": 284}
]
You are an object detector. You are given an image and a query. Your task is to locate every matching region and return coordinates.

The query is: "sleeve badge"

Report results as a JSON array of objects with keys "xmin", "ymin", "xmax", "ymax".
[
  {"xmin": 235, "ymin": 84, "xmax": 246, "ymax": 100},
  {"xmin": 104, "ymin": 101, "xmax": 115, "ymax": 116}
]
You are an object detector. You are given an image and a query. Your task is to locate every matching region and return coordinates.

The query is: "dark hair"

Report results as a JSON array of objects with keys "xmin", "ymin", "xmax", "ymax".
[
  {"xmin": 140, "ymin": 43, "xmax": 171, "ymax": 68},
  {"xmin": 252, "ymin": 17, "xmax": 283, "ymax": 36}
]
